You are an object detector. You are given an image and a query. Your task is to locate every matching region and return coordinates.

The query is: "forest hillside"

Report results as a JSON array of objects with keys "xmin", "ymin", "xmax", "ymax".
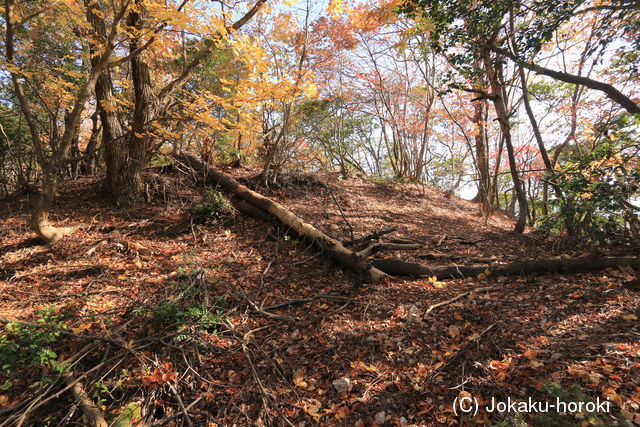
[
  {"xmin": 1, "ymin": 169, "xmax": 639, "ymax": 425},
  {"xmin": 1, "ymin": 0, "xmax": 639, "ymax": 425}
]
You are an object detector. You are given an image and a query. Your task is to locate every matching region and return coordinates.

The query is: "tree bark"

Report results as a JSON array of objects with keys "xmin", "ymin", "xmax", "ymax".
[
  {"xmin": 372, "ymin": 253, "xmax": 640, "ymax": 280},
  {"xmin": 81, "ymin": 112, "xmax": 100, "ymax": 174},
  {"xmin": 472, "ymin": 99, "xmax": 491, "ymax": 215},
  {"xmin": 482, "ymin": 49, "xmax": 528, "ymax": 233}
]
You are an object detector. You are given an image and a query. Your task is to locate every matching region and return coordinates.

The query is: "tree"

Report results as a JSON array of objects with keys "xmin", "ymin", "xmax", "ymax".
[
  {"xmin": 3, "ymin": 0, "xmax": 125, "ymax": 243},
  {"xmin": 87, "ymin": 0, "xmax": 267, "ymax": 205},
  {"xmin": 0, "ymin": 103, "xmax": 33, "ymax": 196},
  {"xmin": 401, "ymin": 0, "xmax": 529, "ymax": 232}
]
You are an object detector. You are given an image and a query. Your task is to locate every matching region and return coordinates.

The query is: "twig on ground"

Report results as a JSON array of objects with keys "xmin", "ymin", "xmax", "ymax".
[
  {"xmin": 423, "ymin": 286, "xmax": 496, "ymax": 318},
  {"xmin": 262, "ymin": 293, "xmax": 354, "ymax": 312},
  {"xmin": 343, "ymin": 227, "xmax": 398, "ymax": 247},
  {"xmin": 357, "ymin": 242, "xmax": 422, "ymax": 258},
  {"xmin": 427, "ymin": 322, "xmax": 499, "ymax": 380},
  {"xmin": 168, "ymin": 383, "xmax": 193, "ymax": 427},
  {"xmin": 328, "ymin": 189, "xmax": 355, "ymax": 244},
  {"xmin": 241, "ymin": 324, "xmax": 295, "ymax": 427},
  {"xmin": 236, "ymin": 291, "xmax": 297, "ymax": 322}
]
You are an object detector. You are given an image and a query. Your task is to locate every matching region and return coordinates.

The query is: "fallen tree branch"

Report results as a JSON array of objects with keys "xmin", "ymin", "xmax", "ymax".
[
  {"xmin": 357, "ymin": 242, "xmax": 423, "ymax": 258},
  {"xmin": 424, "ymin": 286, "xmax": 496, "ymax": 318},
  {"xmin": 262, "ymin": 293, "xmax": 354, "ymax": 312},
  {"xmin": 236, "ymin": 291, "xmax": 298, "ymax": 322},
  {"xmin": 342, "ymin": 227, "xmax": 398, "ymax": 247},
  {"xmin": 389, "ymin": 237, "xmax": 427, "ymax": 245},
  {"xmin": 428, "ymin": 322, "xmax": 498, "ymax": 380},
  {"xmin": 173, "ymin": 153, "xmax": 387, "ymax": 283},
  {"xmin": 62, "ymin": 373, "xmax": 108, "ymax": 427},
  {"xmin": 372, "ymin": 254, "xmax": 640, "ymax": 280},
  {"xmin": 167, "ymin": 383, "xmax": 193, "ymax": 427}
]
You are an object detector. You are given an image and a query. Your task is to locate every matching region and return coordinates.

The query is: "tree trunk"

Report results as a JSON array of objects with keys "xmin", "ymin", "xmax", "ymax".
[
  {"xmin": 30, "ymin": 169, "xmax": 69, "ymax": 244},
  {"xmin": 472, "ymin": 99, "xmax": 491, "ymax": 215},
  {"xmin": 81, "ymin": 112, "xmax": 100, "ymax": 174},
  {"xmin": 482, "ymin": 50, "xmax": 528, "ymax": 233},
  {"xmin": 101, "ymin": 6, "xmax": 160, "ymax": 205},
  {"xmin": 87, "ymin": 2, "xmax": 160, "ymax": 205}
]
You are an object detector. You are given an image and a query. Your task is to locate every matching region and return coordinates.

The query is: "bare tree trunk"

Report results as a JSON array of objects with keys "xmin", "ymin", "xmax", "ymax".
[
  {"xmin": 482, "ymin": 50, "xmax": 528, "ymax": 233},
  {"xmin": 81, "ymin": 112, "xmax": 100, "ymax": 174},
  {"xmin": 64, "ymin": 110, "xmax": 81, "ymax": 178},
  {"xmin": 472, "ymin": 99, "xmax": 491, "ymax": 215}
]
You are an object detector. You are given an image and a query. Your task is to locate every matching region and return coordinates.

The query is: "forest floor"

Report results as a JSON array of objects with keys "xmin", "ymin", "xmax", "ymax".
[{"xmin": 0, "ymin": 169, "xmax": 639, "ymax": 426}]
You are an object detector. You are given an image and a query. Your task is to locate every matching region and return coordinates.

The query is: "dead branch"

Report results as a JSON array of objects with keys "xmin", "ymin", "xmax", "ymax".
[
  {"xmin": 357, "ymin": 242, "xmax": 423, "ymax": 258},
  {"xmin": 62, "ymin": 373, "xmax": 108, "ymax": 427},
  {"xmin": 262, "ymin": 293, "xmax": 354, "ymax": 311},
  {"xmin": 388, "ymin": 237, "xmax": 427, "ymax": 245},
  {"xmin": 236, "ymin": 291, "xmax": 297, "ymax": 322},
  {"xmin": 424, "ymin": 286, "xmax": 496, "ymax": 318},
  {"xmin": 167, "ymin": 383, "xmax": 193, "ymax": 427},
  {"xmin": 328, "ymin": 188, "xmax": 354, "ymax": 243},
  {"xmin": 342, "ymin": 226, "xmax": 398, "ymax": 247},
  {"xmin": 428, "ymin": 323, "xmax": 498, "ymax": 380}
]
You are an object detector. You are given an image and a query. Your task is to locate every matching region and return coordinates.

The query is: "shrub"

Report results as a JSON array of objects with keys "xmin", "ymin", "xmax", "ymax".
[
  {"xmin": 538, "ymin": 116, "xmax": 640, "ymax": 241},
  {"xmin": 192, "ymin": 188, "xmax": 233, "ymax": 219},
  {"xmin": 0, "ymin": 308, "xmax": 69, "ymax": 386}
]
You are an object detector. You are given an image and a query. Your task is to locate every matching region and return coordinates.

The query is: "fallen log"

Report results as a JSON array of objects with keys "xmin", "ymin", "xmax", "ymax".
[
  {"xmin": 172, "ymin": 153, "xmax": 387, "ymax": 283},
  {"xmin": 371, "ymin": 253, "xmax": 640, "ymax": 280},
  {"xmin": 415, "ymin": 252, "xmax": 497, "ymax": 263}
]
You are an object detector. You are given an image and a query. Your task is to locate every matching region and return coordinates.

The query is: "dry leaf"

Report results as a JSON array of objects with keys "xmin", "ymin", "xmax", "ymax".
[{"xmin": 293, "ymin": 368, "xmax": 307, "ymax": 388}]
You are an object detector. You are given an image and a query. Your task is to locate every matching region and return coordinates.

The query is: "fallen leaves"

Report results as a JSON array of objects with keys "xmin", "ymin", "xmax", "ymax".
[
  {"xmin": 141, "ymin": 362, "xmax": 178, "ymax": 388},
  {"xmin": 301, "ymin": 398, "xmax": 323, "ymax": 421},
  {"xmin": 1, "ymin": 176, "xmax": 639, "ymax": 426},
  {"xmin": 293, "ymin": 368, "xmax": 308, "ymax": 388}
]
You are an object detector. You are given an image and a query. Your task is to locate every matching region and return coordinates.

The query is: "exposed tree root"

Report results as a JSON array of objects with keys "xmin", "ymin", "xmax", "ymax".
[{"xmin": 31, "ymin": 210, "xmax": 78, "ymax": 245}]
